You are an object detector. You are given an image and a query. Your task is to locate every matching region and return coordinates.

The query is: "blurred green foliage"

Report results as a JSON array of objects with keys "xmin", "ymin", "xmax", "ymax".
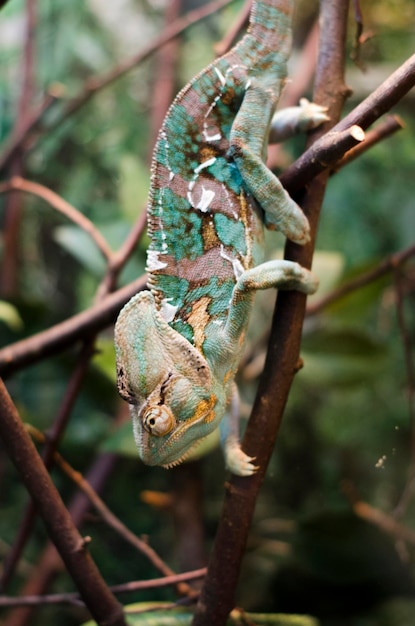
[{"xmin": 0, "ymin": 1, "xmax": 414, "ymax": 625}]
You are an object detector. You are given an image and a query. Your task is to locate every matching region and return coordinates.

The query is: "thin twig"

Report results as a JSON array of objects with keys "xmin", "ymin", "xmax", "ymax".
[
  {"xmin": 3, "ymin": 451, "xmax": 119, "ymax": 626},
  {"xmin": 333, "ymin": 114, "xmax": 405, "ymax": 170},
  {"xmin": 147, "ymin": 0, "xmax": 182, "ymax": 160},
  {"xmin": 214, "ymin": 0, "xmax": 251, "ymax": 56},
  {"xmin": 0, "ymin": 1, "xmax": 235, "ymax": 173},
  {"xmin": 268, "ymin": 18, "xmax": 320, "ymax": 169},
  {"xmin": 0, "ymin": 276, "xmax": 146, "ymax": 377},
  {"xmin": 342, "ymin": 481, "xmax": 415, "ymax": 545},
  {"xmin": 0, "ymin": 21, "xmax": 62, "ymax": 172},
  {"xmin": 307, "ymin": 242, "xmax": 415, "ymax": 316},
  {"xmin": 281, "ymin": 53, "xmax": 415, "ymax": 194},
  {"xmin": 0, "ymin": 0, "xmax": 37, "ymax": 297},
  {"xmin": 0, "ymin": 570, "xmax": 206, "ymax": 608},
  {"xmin": 0, "ymin": 91, "xmax": 60, "ymax": 173},
  {"xmin": 48, "ymin": 0, "xmax": 236, "ymax": 130},
  {"xmin": 0, "ymin": 177, "xmax": 113, "ymax": 261},
  {"xmin": 27, "ymin": 426, "xmax": 194, "ymax": 596},
  {"xmin": 109, "ymin": 210, "xmax": 148, "ymax": 275}
]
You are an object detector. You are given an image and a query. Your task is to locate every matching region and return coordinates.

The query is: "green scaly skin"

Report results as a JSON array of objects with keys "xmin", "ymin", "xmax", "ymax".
[{"xmin": 114, "ymin": 0, "xmax": 321, "ymax": 476}]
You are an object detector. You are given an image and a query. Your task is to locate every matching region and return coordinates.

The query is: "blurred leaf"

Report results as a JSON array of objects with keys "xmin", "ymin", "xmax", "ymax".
[
  {"xmin": 306, "ymin": 250, "xmax": 345, "ymax": 300},
  {"xmin": 93, "ymin": 337, "xmax": 117, "ymax": 383},
  {"xmin": 63, "ymin": 410, "xmax": 109, "ymax": 452},
  {"xmin": 54, "ymin": 225, "xmax": 107, "ymax": 277},
  {"xmin": 118, "ymin": 154, "xmax": 150, "ymax": 223},
  {"xmin": 301, "ymin": 325, "xmax": 387, "ymax": 387},
  {"xmin": 0, "ymin": 301, "xmax": 23, "ymax": 331},
  {"xmin": 376, "ymin": 598, "xmax": 415, "ymax": 626},
  {"xmin": 294, "ymin": 511, "xmax": 412, "ymax": 589},
  {"xmin": 320, "ymin": 260, "xmax": 391, "ymax": 322},
  {"xmin": 101, "ymin": 420, "xmax": 137, "ymax": 457},
  {"xmin": 270, "ymin": 511, "xmax": 415, "ymax": 619}
]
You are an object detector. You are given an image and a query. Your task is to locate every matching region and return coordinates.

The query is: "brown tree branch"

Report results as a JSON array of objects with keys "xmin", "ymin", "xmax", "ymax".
[
  {"xmin": 27, "ymin": 426, "xmax": 194, "ymax": 596},
  {"xmin": 333, "ymin": 114, "xmax": 404, "ymax": 170},
  {"xmin": 47, "ymin": 0, "xmax": 236, "ymax": 130},
  {"xmin": 214, "ymin": 0, "xmax": 251, "ymax": 56},
  {"xmin": 281, "ymin": 52, "xmax": 415, "ymax": 194},
  {"xmin": 0, "ymin": 342, "xmax": 95, "ymax": 590},
  {"xmin": 0, "ymin": 380, "xmax": 127, "ymax": 626},
  {"xmin": 192, "ymin": 1, "xmax": 351, "ymax": 624},
  {"xmin": 0, "ymin": 91, "xmax": 60, "ymax": 174},
  {"xmin": 147, "ymin": 0, "xmax": 183, "ymax": 161},
  {"xmin": 0, "ymin": 276, "xmax": 146, "ymax": 377},
  {"xmin": 0, "ymin": 569, "xmax": 207, "ymax": 609},
  {"xmin": 3, "ymin": 451, "xmax": 119, "ymax": 626},
  {"xmin": 342, "ymin": 481, "xmax": 415, "ymax": 546},
  {"xmin": 0, "ymin": 0, "xmax": 235, "ymax": 173},
  {"xmin": 0, "ymin": 0, "xmax": 37, "ymax": 298}
]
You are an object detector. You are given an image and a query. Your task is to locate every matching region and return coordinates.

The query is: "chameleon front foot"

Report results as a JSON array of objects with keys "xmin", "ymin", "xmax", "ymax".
[{"xmin": 225, "ymin": 437, "xmax": 258, "ymax": 477}]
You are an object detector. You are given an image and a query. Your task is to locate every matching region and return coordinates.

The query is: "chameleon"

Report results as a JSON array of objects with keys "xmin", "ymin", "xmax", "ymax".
[{"xmin": 114, "ymin": 0, "xmax": 327, "ymax": 476}]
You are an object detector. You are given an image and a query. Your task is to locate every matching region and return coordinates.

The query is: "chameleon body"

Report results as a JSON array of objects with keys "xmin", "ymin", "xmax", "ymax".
[{"xmin": 115, "ymin": 0, "xmax": 323, "ymax": 476}]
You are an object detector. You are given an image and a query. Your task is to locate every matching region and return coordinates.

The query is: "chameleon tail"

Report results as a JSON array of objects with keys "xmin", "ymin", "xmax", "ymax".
[{"xmin": 249, "ymin": 0, "xmax": 293, "ymax": 62}]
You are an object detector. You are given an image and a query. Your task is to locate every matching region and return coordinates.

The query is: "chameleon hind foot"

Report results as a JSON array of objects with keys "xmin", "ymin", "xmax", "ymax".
[
  {"xmin": 225, "ymin": 437, "xmax": 258, "ymax": 477},
  {"xmin": 270, "ymin": 98, "xmax": 330, "ymax": 143}
]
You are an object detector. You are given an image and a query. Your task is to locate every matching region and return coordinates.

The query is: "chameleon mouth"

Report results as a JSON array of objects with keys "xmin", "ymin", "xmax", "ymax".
[
  {"xmin": 160, "ymin": 436, "xmax": 207, "ymax": 469},
  {"xmin": 153, "ymin": 417, "xmax": 211, "ymax": 468},
  {"xmin": 137, "ymin": 410, "xmax": 213, "ymax": 468}
]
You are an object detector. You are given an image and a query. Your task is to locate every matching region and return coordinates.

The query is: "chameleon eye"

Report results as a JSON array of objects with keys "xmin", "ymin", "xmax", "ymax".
[{"xmin": 142, "ymin": 406, "xmax": 176, "ymax": 436}]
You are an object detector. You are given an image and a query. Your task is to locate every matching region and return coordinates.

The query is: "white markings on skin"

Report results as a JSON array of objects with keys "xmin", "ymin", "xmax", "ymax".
[
  {"xmin": 214, "ymin": 66, "xmax": 227, "ymax": 86},
  {"xmin": 188, "ymin": 159, "xmax": 217, "ymax": 209},
  {"xmin": 203, "ymin": 131, "xmax": 222, "ymax": 142},
  {"xmin": 220, "ymin": 245, "xmax": 244, "ymax": 280},
  {"xmin": 196, "ymin": 187, "xmax": 216, "ymax": 212},
  {"xmin": 189, "ymin": 63, "xmax": 248, "ymax": 215},
  {"xmin": 194, "ymin": 157, "xmax": 217, "ymax": 174},
  {"xmin": 160, "ymin": 298, "xmax": 179, "ymax": 323},
  {"xmin": 146, "ymin": 250, "xmax": 168, "ymax": 271},
  {"xmin": 201, "ymin": 67, "xmax": 226, "ymax": 142},
  {"xmin": 202, "ymin": 63, "xmax": 247, "ymax": 144},
  {"xmin": 156, "ymin": 129, "xmax": 172, "ymax": 253}
]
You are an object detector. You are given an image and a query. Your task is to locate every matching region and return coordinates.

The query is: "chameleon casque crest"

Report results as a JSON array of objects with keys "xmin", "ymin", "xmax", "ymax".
[{"xmin": 115, "ymin": 0, "xmax": 326, "ymax": 476}]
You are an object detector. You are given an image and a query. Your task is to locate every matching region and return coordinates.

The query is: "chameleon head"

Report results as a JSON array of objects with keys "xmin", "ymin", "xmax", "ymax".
[{"xmin": 114, "ymin": 291, "xmax": 225, "ymax": 468}]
